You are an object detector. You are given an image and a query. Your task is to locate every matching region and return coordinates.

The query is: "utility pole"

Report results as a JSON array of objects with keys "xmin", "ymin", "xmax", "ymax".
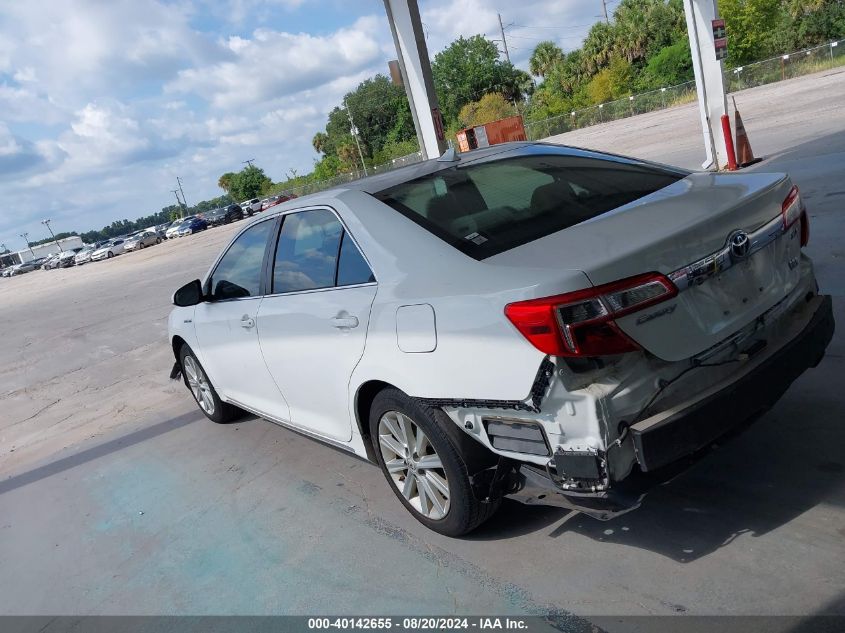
[
  {"xmin": 20, "ymin": 233, "xmax": 34, "ymax": 257},
  {"xmin": 345, "ymin": 99, "xmax": 369, "ymax": 177},
  {"xmin": 172, "ymin": 190, "xmax": 186, "ymax": 217},
  {"xmin": 41, "ymin": 219, "xmax": 62, "ymax": 252},
  {"xmin": 242, "ymin": 159, "xmax": 255, "ymax": 168},
  {"xmin": 498, "ymin": 13, "xmax": 511, "ymax": 64},
  {"xmin": 601, "ymin": 0, "xmax": 610, "ymax": 23},
  {"xmin": 176, "ymin": 176, "xmax": 189, "ymax": 210}
]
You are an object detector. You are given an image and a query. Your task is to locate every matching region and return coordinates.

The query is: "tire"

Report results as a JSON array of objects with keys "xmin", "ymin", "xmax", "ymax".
[
  {"xmin": 369, "ymin": 388, "xmax": 500, "ymax": 536},
  {"xmin": 139, "ymin": 242, "xmax": 145, "ymax": 249},
  {"xmin": 178, "ymin": 345, "xmax": 240, "ymax": 424},
  {"xmin": 156, "ymin": 237, "xmax": 161, "ymax": 244},
  {"xmin": 106, "ymin": 251, "xmax": 113, "ymax": 258}
]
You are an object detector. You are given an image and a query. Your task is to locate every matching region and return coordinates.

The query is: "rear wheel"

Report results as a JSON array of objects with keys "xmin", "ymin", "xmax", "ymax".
[
  {"xmin": 179, "ymin": 345, "xmax": 240, "ymax": 423},
  {"xmin": 369, "ymin": 388, "xmax": 499, "ymax": 536}
]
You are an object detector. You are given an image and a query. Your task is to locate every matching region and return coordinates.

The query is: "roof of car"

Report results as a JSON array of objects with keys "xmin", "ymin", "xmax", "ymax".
[{"xmin": 339, "ymin": 142, "xmax": 536, "ymax": 195}]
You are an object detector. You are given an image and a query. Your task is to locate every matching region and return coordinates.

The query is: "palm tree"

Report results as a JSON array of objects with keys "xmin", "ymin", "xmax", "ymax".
[
  {"xmin": 529, "ymin": 41, "xmax": 564, "ymax": 78},
  {"xmin": 217, "ymin": 172, "xmax": 235, "ymax": 193},
  {"xmin": 582, "ymin": 22, "xmax": 617, "ymax": 74}
]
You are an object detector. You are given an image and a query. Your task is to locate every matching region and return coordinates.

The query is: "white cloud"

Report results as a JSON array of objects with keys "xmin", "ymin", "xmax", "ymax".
[{"xmin": 169, "ymin": 15, "xmax": 387, "ymax": 108}]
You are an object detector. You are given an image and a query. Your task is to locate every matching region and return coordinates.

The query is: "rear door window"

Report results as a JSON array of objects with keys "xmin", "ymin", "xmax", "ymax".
[
  {"xmin": 272, "ymin": 209, "xmax": 343, "ymax": 293},
  {"xmin": 374, "ymin": 152, "xmax": 685, "ymax": 259}
]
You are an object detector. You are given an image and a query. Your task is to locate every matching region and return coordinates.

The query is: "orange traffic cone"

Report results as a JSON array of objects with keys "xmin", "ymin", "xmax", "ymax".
[{"xmin": 732, "ymin": 97, "xmax": 761, "ymax": 167}]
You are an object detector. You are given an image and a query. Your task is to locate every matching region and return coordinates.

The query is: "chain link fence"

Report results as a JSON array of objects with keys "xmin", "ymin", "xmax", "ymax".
[
  {"xmin": 725, "ymin": 38, "xmax": 845, "ymax": 92},
  {"xmin": 526, "ymin": 38, "xmax": 844, "ymax": 141},
  {"xmin": 279, "ymin": 150, "xmax": 424, "ymax": 199}
]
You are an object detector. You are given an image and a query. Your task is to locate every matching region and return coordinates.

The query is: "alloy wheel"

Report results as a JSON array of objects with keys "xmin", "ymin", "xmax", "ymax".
[
  {"xmin": 183, "ymin": 355, "xmax": 215, "ymax": 415},
  {"xmin": 378, "ymin": 411, "xmax": 450, "ymax": 520}
]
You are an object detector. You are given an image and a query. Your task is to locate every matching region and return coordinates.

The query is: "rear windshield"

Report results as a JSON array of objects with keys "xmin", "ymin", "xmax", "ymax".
[{"xmin": 373, "ymin": 153, "xmax": 685, "ymax": 259}]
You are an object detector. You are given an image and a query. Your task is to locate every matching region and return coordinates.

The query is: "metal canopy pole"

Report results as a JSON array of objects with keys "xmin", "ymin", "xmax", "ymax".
[
  {"xmin": 684, "ymin": 0, "xmax": 730, "ymax": 170},
  {"xmin": 383, "ymin": 0, "xmax": 448, "ymax": 160}
]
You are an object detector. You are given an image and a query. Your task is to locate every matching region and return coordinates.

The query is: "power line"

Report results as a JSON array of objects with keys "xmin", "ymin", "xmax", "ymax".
[
  {"xmin": 344, "ymin": 99, "xmax": 369, "ymax": 177},
  {"xmin": 176, "ymin": 176, "xmax": 189, "ymax": 209},
  {"xmin": 242, "ymin": 159, "xmax": 255, "ymax": 168},
  {"xmin": 510, "ymin": 23, "xmax": 595, "ymax": 30}
]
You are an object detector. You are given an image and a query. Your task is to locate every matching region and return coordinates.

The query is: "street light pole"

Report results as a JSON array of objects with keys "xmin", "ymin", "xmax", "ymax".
[
  {"xmin": 20, "ymin": 233, "xmax": 35, "ymax": 257},
  {"xmin": 41, "ymin": 219, "xmax": 62, "ymax": 252}
]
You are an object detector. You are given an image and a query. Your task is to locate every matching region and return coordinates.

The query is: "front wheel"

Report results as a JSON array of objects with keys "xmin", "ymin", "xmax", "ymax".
[
  {"xmin": 106, "ymin": 251, "xmax": 113, "ymax": 258},
  {"xmin": 369, "ymin": 388, "xmax": 499, "ymax": 536},
  {"xmin": 179, "ymin": 345, "xmax": 240, "ymax": 423}
]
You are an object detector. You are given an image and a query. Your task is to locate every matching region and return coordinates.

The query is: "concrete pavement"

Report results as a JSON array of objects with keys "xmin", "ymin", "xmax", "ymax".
[{"xmin": 1, "ymin": 70, "xmax": 843, "ymax": 625}]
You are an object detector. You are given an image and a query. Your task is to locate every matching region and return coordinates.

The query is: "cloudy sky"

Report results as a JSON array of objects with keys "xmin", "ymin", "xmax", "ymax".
[{"xmin": 0, "ymin": 0, "xmax": 602, "ymax": 250}]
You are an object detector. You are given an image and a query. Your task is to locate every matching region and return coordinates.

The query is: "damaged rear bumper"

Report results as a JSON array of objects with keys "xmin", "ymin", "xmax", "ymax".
[
  {"xmin": 631, "ymin": 293, "xmax": 833, "ymax": 471},
  {"xmin": 501, "ymin": 293, "xmax": 834, "ymax": 520}
]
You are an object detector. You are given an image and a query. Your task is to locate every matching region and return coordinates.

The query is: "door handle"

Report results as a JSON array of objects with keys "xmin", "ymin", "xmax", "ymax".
[
  {"xmin": 240, "ymin": 315, "xmax": 256, "ymax": 329},
  {"xmin": 331, "ymin": 315, "xmax": 359, "ymax": 329}
]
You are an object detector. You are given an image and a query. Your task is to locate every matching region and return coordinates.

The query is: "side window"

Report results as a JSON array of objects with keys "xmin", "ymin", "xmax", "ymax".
[
  {"xmin": 337, "ymin": 232, "xmax": 375, "ymax": 286},
  {"xmin": 273, "ymin": 209, "xmax": 342, "ymax": 293},
  {"xmin": 210, "ymin": 220, "xmax": 273, "ymax": 300}
]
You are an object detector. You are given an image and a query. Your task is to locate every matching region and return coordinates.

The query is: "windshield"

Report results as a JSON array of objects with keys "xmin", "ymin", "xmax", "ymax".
[{"xmin": 374, "ymin": 152, "xmax": 685, "ymax": 260}]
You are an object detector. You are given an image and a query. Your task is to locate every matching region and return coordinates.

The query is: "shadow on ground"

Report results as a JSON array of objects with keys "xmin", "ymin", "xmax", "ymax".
[
  {"xmin": 468, "ymin": 378, "xmax": 845, "ymax": 562},
  {"xmin": 0, "ymin": 410, "xmax": 203, "ymax": 496}
]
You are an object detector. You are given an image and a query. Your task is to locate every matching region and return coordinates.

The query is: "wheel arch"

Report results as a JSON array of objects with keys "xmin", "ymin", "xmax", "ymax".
[
  {"xmin": 171, "ymin": 335, "xmax": 187, "ymax": 362},
  {"xmin": 354, "ymin": 379, "xmax": 393, "ymax": 463}
]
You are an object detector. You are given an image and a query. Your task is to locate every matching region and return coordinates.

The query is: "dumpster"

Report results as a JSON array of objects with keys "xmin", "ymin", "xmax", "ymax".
[{"xmin": 456, "ymin": 115, "xmax": 527, "ymax": 152}]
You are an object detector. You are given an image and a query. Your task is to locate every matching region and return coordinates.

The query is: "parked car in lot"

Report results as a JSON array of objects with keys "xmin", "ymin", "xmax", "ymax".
[
  {"xmin": 91, "ymin": 238, "xmax": 126, "ymax": 261},
  {"xmin": 74, "ymin": 243, "xmax": 102, "ymax": 266},
  {"xmin": 124, "ymin": 230, "xmax": 161, "ymax": 251},
  {"xmin": 168, "ymin": 142, "xmax": 834, "ymax": 536},
  {"xmin": 165, "ymin": 219, "xmax": 188, "ymax": 239},
  {"xmin": 154, "ymin": 223, "xmax": 170, "ymax": 239},
  {"xmin": 205, "ymin": 205, "xmax": 244, "ymax": 227},
  {"xmin": 175, "ymin": 216, "xmax": 208, "ymax": 237},
  {"xmin": 2, "ymin": 264, "xmax": 22, "ymax": 277},
  {"xmin": 240, "ymin": 198, "xmax": 262, "ymax": 216},
  {"xmin": 52, "ymin": 249, "xmax": 81, "ymax": 268},
  {"xmin": 42, "ymin": 253, "xmax": 62, "ymax": 270}
]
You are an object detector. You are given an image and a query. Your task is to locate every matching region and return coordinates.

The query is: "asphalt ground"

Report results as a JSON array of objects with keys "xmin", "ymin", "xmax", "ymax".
[{"xmin": 1, "ymin": 69, "xmax": 843, "ymax": 625}]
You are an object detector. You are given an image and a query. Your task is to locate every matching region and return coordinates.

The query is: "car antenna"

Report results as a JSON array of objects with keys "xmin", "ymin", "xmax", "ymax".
[{"xmin": 436, "ymin": 147, "xmax": 460, "ymax": 163}]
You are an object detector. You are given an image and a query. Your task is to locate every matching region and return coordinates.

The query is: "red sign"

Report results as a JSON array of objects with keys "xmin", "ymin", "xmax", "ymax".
[
  {"xmin": 431, "ymin": 107, "xmax": 444, "ymax": 141},
  {"xmin": 712, "ymin": 19, "xmax": 728, "ymax": 60}
]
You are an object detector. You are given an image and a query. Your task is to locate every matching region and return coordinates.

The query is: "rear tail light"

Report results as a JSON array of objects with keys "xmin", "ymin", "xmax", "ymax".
[
  {"xmin": 782, "ymin": 185, "xmax": 809, "ymax": 247},
  {"xmin": 505, "ymin": 272, "xmax": 678, "ymax": 357}
]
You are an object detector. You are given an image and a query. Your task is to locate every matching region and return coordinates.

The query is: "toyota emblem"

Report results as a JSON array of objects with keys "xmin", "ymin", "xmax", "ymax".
[{"xmin": 728, "ymin": 230, "xmax": 751, "ymax": 260}]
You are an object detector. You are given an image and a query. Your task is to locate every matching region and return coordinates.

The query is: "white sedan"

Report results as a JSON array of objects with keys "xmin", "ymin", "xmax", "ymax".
[
  {"xmin": 90, "ymin": 238, "xmax": 126, "ymax": 261},
  {"xmin": 168, "ymin": 142, "xmax": 834, "ymax": 536}
]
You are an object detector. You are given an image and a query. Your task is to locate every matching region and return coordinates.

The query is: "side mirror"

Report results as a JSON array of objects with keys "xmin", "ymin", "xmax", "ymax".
[{"xmin": 173, "ymin": 279, "xmax": 205, "ymax": 307}]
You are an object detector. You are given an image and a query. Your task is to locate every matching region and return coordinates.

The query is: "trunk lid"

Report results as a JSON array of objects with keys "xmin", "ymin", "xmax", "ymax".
[{"xmin": 488, "ymin": 172, "xmax": 802, "ymax": 361}]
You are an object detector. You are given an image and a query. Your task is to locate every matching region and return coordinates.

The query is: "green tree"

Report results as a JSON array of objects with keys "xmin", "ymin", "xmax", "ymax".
[
  {"xmin": 529, "ymin": 40, "xmax": 564, "ymax": 77},
  {"xmin": 458, "ymin": 93, "xmax": 517, "ymax": 128},
  {"xmin": 719, "ymin": 0, "xmax": 786, "ymax": 64},
  {"xmin": 639, "ymin": 39, "xmax": 693, "ymax": 88},
  {"xmin": 587, "ymin": 55, "xmax": 635, "ymax": 103},
  {"xmin": 228, "ymin": 165, "xmax": 272, "ymax": 201},
  {"xmin": 432, "ymin": 35, "xmax": 526, "ymax": 125}
]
